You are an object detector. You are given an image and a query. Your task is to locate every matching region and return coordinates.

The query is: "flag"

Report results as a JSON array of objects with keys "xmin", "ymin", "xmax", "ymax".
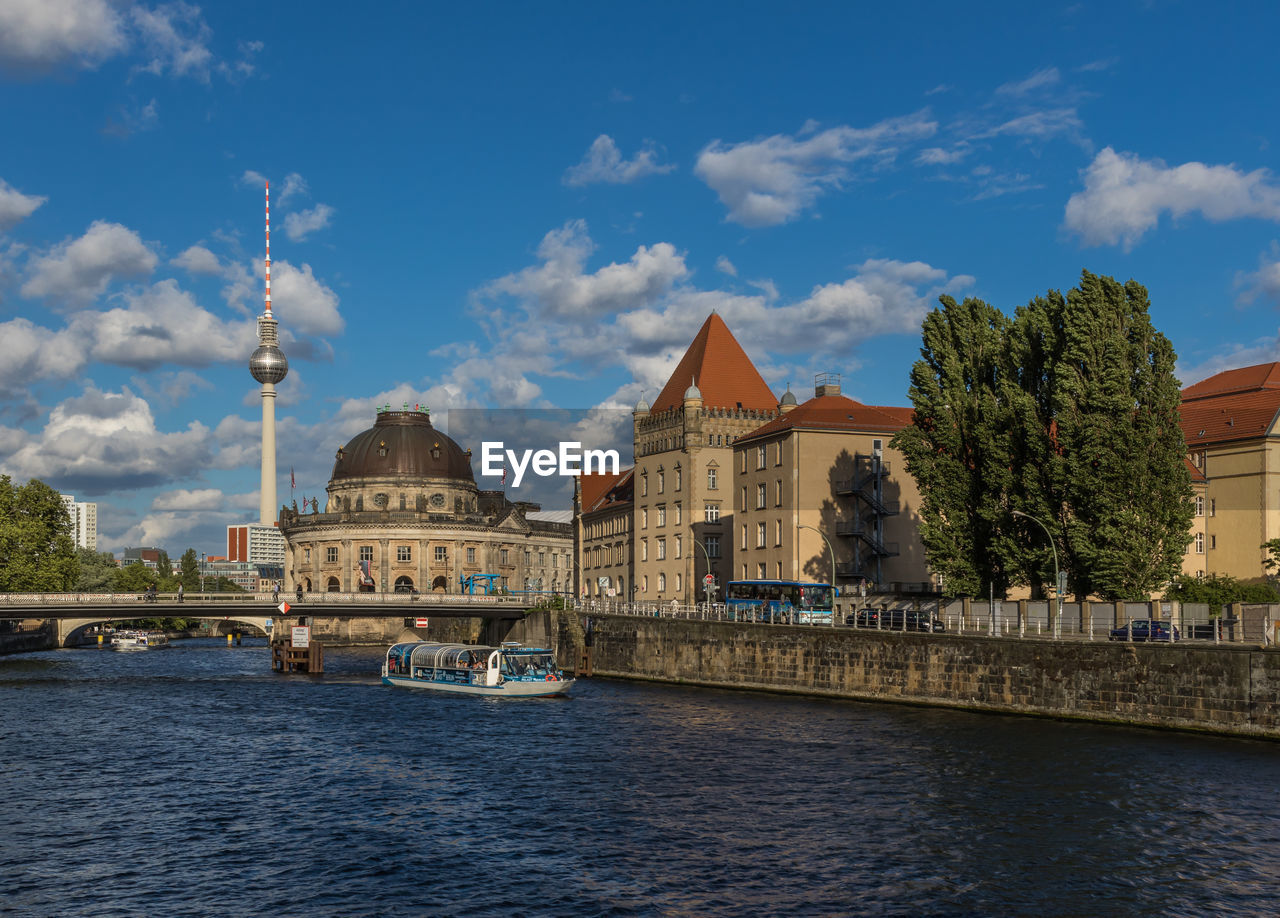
[
  {"xmin": 500, "ymin": 465, "xmax": 506, "ymax": 486},
  {"xmin": 290, "ymin": 468, "xmax": 295, "ymax": 488},
  {"xmin": 359, "ymin": 560, "xmax": 374, "ymax": 586}
]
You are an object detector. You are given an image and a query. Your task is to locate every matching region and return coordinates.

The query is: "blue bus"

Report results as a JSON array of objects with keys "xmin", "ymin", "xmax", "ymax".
[{"xmin": 725, "ymin": 580, "xmax": 836, "ymax": 624}]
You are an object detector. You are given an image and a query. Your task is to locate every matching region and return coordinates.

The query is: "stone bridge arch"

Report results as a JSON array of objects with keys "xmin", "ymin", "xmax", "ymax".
[{"xmin": 56, "ymin": 615, "xmax": 274, "ymax": 648}]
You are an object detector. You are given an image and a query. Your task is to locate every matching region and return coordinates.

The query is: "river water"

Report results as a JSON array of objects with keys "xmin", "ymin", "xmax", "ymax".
[{"xmin": 3, "ymin": 638, "xmax": 1280, "ymax": 917}]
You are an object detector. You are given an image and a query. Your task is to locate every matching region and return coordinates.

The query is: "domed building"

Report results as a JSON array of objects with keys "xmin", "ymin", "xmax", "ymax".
[{"xmin": 280, "ymin": 407, "xmax": 573, "ymax": 594}]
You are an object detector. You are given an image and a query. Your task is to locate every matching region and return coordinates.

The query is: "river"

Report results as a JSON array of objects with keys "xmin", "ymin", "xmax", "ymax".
[{"xmin": 2, "ymin": 637, "xmax": 1279, "ymax": 916}]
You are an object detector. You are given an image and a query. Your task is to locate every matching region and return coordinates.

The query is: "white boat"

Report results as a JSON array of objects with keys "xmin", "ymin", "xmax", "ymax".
[
  {"xmin": 382, "ymin": 641, "xmax": 574, "ymax": 697},
  {"xmin": 109, "ymin": 630, "xmax": 170, "ymax": 650}
]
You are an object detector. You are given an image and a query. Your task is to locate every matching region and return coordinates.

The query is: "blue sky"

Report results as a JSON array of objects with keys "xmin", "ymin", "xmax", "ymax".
[{"xmin": 2, "ymin": 0, "xmax": 1279, "ymax": 557}]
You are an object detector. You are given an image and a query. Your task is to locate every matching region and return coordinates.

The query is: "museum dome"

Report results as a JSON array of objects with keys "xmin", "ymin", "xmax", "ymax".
[{"xmin": 330, "ymin": 410, "xmax": 475, "ymax": 484}]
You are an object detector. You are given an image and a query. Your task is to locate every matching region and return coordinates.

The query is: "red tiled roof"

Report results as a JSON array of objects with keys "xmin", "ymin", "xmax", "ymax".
[
  {"xmin": 651, "ymin": 313, "xmax": 777, "ymax": 412},
  {"xmin": 580, "ymin": 467, "xmax": 633, "ymax": 513},
  {"xmin": 1180, "ymin": 363, "xmax": 1280, "ymax": 447},
  {"xmin": 737, "ymin": 393, "xmax": 914, "ymax": 444},
  {"xmin": 1184, "ymin": 457, "xmax": 1206, "ymax": 483}
]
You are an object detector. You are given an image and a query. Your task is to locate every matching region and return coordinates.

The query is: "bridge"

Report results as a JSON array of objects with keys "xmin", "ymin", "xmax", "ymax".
[{"xmin": 0, "ymin": 592, "xmax": 543, "ymax": 648}]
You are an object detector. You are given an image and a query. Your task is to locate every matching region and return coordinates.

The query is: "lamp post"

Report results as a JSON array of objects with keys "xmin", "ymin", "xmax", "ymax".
[
  {"xmin": 798, "ymin": 524, "xmax": 838, "ymax": 627},
  {"xmin": 200, "ymin": 552, "xmax": 205, "ymax": 594},
  {"xmin": 1012, "ymin": 510, "xmax": 1062, "ymax": 639},
  {"xmin": 692, "ymin": 536, "xmax": 715, "ymax": 611}
]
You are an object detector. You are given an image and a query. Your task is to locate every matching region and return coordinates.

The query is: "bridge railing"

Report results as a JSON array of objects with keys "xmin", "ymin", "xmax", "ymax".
[{"xmin": 0, "ymin": 591, "xmax": 534, "ymax": 607}]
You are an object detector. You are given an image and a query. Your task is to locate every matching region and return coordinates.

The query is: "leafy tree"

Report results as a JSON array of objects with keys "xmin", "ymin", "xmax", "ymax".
[
  {"xmin": 210, "ymin": 576, "xmax": 244, "ymax": 592},
  {"xmin": 157, "ymin": 550, "xmax": 172, "ymax": 580},
  {"xmin": 113, "ymin": 561, "xmax": 157, "ymax": 592},
  {"xmin": 73, "ymin": 548, "xmax": 119, "ymax": 592},
  {"xmin": 1050, "ymin": 272, "xmax": 1192, "ymax": 600},
  {"xmin": 179, "ymin": 548, "xmax": 201, "ymax": 591},
  {"xmin": 1262, "ymin": 539, "xmax": 1280, "ymax": 573},
  {"xmin": 0, "ymin": 476, "xmax": 80, "ymax": 591},
  {"xmin": 892, "ymin": 295, "xmax": 1016, "ymax": 597},
  {"xmin": 1168, "ymin": 575, "xmax": 1279, "ymax": 613}
]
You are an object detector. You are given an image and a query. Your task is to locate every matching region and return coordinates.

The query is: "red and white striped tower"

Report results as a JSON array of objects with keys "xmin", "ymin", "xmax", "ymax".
[{"xmin": 249, "ymin": 180, "xmax": 288, "ymax": 524}]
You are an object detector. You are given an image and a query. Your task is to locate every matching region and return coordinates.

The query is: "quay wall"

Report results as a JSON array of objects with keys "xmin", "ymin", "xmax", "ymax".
[{"xmin": 556, "ymin": 612, "xmax": 1280, "ymax": 739}]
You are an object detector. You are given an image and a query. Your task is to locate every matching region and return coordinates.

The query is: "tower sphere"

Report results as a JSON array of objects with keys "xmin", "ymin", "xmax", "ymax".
[{"xmin": 250, "ymin": 345, "xmax": 289, "ymax": 384}]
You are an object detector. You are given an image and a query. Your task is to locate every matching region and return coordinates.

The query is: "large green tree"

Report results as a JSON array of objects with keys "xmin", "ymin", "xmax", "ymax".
[
  {"xmin": 112, "ymin": 561, "xmax": 157, "ymax": 592},
  {"xmin": 179, "ymin": 548, "xmax": 201, "ymax": 591},
  {"xmin": 892, "ymin": 295, "xmax": 1017, "ymax": 597},
  {"xmin": 73, "ymin": 548, "xmax": 119, "ymax": 592},
  {"xmin": 0, "ymin": 476, "xmax": 79, "ymax": 591}
]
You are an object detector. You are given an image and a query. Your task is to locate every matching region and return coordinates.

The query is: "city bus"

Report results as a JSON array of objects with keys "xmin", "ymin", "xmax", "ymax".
[{"xmin": 725, "ymin": 580, "xmax": 837, "ymax": 624}]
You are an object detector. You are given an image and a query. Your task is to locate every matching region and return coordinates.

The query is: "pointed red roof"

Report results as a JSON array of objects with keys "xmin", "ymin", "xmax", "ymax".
[
  {"xmin": 1181, "ymin": 363, "xmax": 1280, "ymax": 447},
  {"xmin": 736, "ymin": 393, "xmax": 913, "ymax": 444},
  {"xmin": 651, "ymin": 313, "xmax": 777, "ymax": 412},
  {"xmin": 580, "ymin": 468, "xmax": 633, "ymax": 513}
]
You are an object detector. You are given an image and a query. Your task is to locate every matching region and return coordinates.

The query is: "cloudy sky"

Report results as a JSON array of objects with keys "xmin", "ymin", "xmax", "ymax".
[{"xmin": 2, "ymin": 0, "xmax": 1278, "ymax": 557}]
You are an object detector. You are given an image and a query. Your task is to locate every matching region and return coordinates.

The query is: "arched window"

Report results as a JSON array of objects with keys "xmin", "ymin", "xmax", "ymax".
[
  {"xmin": 394, "ymin": 576, "xmax": 414, "ymax": 593},
  {"xmin": 326, "ymin": 576, "xmax": 341, "ymax": 592}
]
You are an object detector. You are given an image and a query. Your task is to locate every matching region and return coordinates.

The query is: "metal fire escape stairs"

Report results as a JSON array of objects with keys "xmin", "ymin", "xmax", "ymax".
[{"xmin": 833, "ymin": 450, "xmax": 899, "ymax": 586}]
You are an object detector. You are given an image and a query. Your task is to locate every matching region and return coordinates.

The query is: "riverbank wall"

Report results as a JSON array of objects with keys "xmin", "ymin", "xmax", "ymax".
[{"xmin": 556, "ymin": 612, "xmax": 1280, "ymax": 739}]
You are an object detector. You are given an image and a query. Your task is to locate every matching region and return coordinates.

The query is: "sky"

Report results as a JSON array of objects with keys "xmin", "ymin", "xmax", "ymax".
[{"xmin": 2, "ymin": 0, "xmax": 1279, "ymax": 558}]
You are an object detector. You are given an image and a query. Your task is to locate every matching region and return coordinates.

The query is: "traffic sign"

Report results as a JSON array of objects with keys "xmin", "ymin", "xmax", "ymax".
[
  {"xmin": 704, "ymin": 574, "xmax": 715, "ymax": 586},
  {"xmin": 277, "ymin": 601, "xmax": 291, "ymax": 614}
]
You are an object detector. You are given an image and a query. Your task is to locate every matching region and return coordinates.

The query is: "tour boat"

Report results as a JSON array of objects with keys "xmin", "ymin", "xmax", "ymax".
[
  {"xmin": 109, "ymin": 630, "xmax": 170, "ymax": 650},
  {"xmin": 381, "ymin": 641, "xmax": 574, "ymax": 697}
]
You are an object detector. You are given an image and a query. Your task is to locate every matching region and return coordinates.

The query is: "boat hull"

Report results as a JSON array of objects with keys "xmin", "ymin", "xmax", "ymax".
[{"xmin": 381, "ymin": 674, "xmax": 574, "ymax": 697}]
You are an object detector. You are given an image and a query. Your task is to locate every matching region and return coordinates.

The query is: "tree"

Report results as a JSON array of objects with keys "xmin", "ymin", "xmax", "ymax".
[
  {"xmin": 157, "ymin": 550, "xmax": 172, "ymax": 580},
  {"xmin": 1168, "ymin": 574, "xmax": 1279, "ymax": 613},
  {"xmin": 73, "ymin": 548, "xmax": 119, "ymax": 592},
  {"xmin": 892, "ymin": 295, "xmax": 1017, "ymax": 597},
  {"xmin": 179, "ymin": 548, "xmax": 201, "ymax": 591},
  {"xmin": 113, "ymin": 561, "xmax": 156, "ymax": 592},
  {"xmin": 0, "ymin": 476, "xmax": 80, "ymax": 591},
  {"xmin": 1050, "ymin": 272, "xmax": 1192, "ymax": 599}
]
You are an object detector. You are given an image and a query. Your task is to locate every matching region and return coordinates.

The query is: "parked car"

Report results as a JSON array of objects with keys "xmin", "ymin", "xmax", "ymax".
[
  {"xmin": 847, "ymin": 608, "xmax": 945, "ymax": 633},
  {"xmin": 1109, "ymin": 619, "xmax": 1180, "ymax": 642}
]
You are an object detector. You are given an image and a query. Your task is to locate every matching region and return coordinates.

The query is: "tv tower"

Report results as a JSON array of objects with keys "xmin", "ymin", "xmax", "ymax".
[{"xmin": 249, "ymin": 180, "xmax": 288, "ymax": 524}]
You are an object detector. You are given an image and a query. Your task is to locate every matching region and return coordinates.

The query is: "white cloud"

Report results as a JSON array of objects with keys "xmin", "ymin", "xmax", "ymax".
[
  {"xmin": 75, "ymin": 279, "xmax": 257, "ymax": 368},
  {"xmin": 131, "ymin": 1, "xmax": 215, "ymax": 82},
  {"xmin": 278, "ymin": 172, "xmax": 308, "ymax": 204},
  {"xmin": 1235, "ymin": 244, "xmax": 1280, "ymax": 304},
  {"xmin": 915, "ymin": 146, "xmax": 969, "ymax": 166},
  {"xmin": 716, "ymin": 256, "xmax": 737, "ymax": 277},
  {"xmin": 0, "ymin": 178, "xmax": 47, "ymax": 230},
  {"xmin": 21, "ymin": 220, "xmax": 158, "ymax": 306},
  {"xmin": 563, "ymin": 135, "xmax": 676, "ymax": 186},
  {"xmin": 241, "ymin": 169, "xmax": 268, "ymax": 189},
  {"xmin": 1064, "ymin": 147, "xmax": 1280, "ymax": 249},
  {"xmin": 0, "ymin": 317, "xmax": 87, "ymax": 395},
  {"xmin": 478, "ymin": 219, "xmax": 688, "ymax": 319},
  {"xmin": 694, "ymin": 112, "xmax": 937, "ymax": 226},
  {"xmin": 284, "ymin": 203, "xmax": 335, "ymax": 241},
  {"xmin": 0, "ymin": 385, "xmax": 216, "ymax": 494},
  {"xmin": 172, "ymin": 244, "xmax": 223, "ymax": 274},
  {"xmin": 0, "ymin": 0, "xmax": 127, "ymax": 71},
  {"xmin": 151, "ymin": 488, "xmax": 225, "ymax": 511},
  {"xmin": 979, "ymin": 107, "xmax": 1086, "ymax": 144},
  {"xmin": 996, "ymin": 67, "xmax": 1061, "ymax": 96},
  {"xmin": 270, "ymin": 260, "xmax": 343, "ymax": 335}
]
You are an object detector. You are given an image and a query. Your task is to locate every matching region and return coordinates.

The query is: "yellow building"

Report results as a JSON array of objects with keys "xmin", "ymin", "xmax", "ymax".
[{"xmin": 1179, "ymin": 363, "xmax": 1280, "ymax": 581}]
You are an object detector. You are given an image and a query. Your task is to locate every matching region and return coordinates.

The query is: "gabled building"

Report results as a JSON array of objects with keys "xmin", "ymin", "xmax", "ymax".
[
  {"xmin": 1179, "ymin": 362, "xmax": 1280, "ymax": 580},
  {"xmin": 632, "ymin": 313, "xmax": 784, "ymax": 604},
  {"xmin": 577, "ymin": 468, "xmax": 634, "ymax": 599}
]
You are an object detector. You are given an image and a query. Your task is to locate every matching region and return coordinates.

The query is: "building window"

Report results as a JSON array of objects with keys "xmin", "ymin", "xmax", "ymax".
[
  {"xmin": 707, "ymin": 467, "xmax": 718, "ymax": 489},
  {"xmin": 705, "ymin": 502, "xmax": 720, "ymax": 523},
  {"xmin": 435, "ymin": 546, "xmax": 447, "ymax": 563},
  {"xmin": 500, "ymin": 548, "xmax": 509, "ymax": 565},
  {"xmin": 641, "ymin": 539, "xmax": 648, "ymax": 562},
  {"xmin": 775, "ymin": 442, "xmax": 783, "ymax": 466},
  {"xmin": 776, "ymin": 561, "xmax": 783, "ymax": 579},
  {"xmin": 741, "ymin": 486, "xmax": 748, "ymax": 511},
  {"xmin": 873, "ymin": 438, "xmax": 883, "ymax": 453},
  {"xmin": 657, "ymin": 505, "xmax": 666, "ymax": 527},
  {"xmin": 741, "ymin": 523, "xmax": 748, "ymax": 550},
  {"xmin": 397, "ymin": 545, "xmax": 412, "ymax": 562},
  {"xmin": 676, "ymin": 573, "xmax": 682, "ymax": 593},
  {"xmin": 757, "ymin": 521, "xmax": 767, "ymax": 548},
  {"xmin": 757, "ymin": 562, "xmax": 767, "ymax": 579},
  {"xmin": 706, "ymin": 536, "xmax": 721, "ymax": 559},
  {"xmin": 359, "ymin": 545, "xmax": 373, "ymax": 562},
  {"xmin": 538, "ymin": 551, "xmax": 545, "ymax": 566},
  {"xmin": 1195, "ymin": 532, "xmax": 1204, "ymax": 554},
  {"xmin": 304, "ymin": 548, "xmax": 311, "ymax": 562},
  {"xmin": 524, "ymin": 550, "xmax": 531, "ymax": 565},
  {"xmin": 1210, "ymin": 499, "xmax": 1216, "ymax": 517},
  {"xmin": 641, "ymin": 508, "xmax": 648, "ymax": 529},
  {"xmin": 658, "ymin": 572, "xmax": 666, "ymax": 593},
  {"xmin": 740, "ymin": 451, "xmax": 747, "ymax": 473},
  {"xmin": 674, "ymin": 503, "xmax": 682, "ymax": 525},
  {"xmin": 775, "ymin": 519, "xmax": 782, "ymax": 546},
  {"xmin": 1210, "ymin": 535, "xmax": 1216, "ymax": 550},
  {"xmin": 553, "ymin": 554, "xmax": 559, "ymax": 568},
  {"xmin": 326, "ymin": 547, "xmax": 338, "ymax": 563},
  {"xmin": 643, "ymin": 575, "xmax": 649, "ymax": 593},
  {"xmin": 657, "ymin": 538, "xmax": 666, "ymax": 561},
  {"xmin": 675, "ymin": 467, "xmax": 682, "ymax": 491},
  {"xmin": 1195, "ymin": 495, "xmax": 1204, "ymax": 516},
  {"xmin": 641, "ymin": 473, "xmax": 648, "ymax": 497},
  {"xmin": 776, "ymin": 480, "xmax": 783, "ymax": 506},
  {"xmin": 757, "ymin": 446, "xmax": 767, "ymax": 470},
  {"xmin": 463, "ymin": 547, "xmax": 475, "ymax": 564},
  {"xmin": 675, "ymin": 535, "xmax": 683, "ymax": 558},
  {"xmin": 657, "ymin": 469, "xmax": 664, "ymax": 493},
  {"xmin": 756, "ymin": 483, "xmax": 767, "ymax": 509}
]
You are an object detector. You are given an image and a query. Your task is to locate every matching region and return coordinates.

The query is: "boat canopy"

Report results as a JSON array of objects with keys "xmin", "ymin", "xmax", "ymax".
[{"xmin": 387, "ymin": 641, "xmax": 495, "ymax": 671}]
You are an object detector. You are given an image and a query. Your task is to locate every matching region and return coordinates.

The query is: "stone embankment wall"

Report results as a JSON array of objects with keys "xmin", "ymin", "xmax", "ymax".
[{"xmin": 556, "ymin": 613, "xmax": 1280, "ymax": 739}]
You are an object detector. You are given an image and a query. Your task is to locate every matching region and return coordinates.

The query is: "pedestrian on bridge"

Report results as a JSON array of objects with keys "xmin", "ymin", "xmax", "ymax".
[{"xmin": 177, "ymin": 583, "xmax": 184, "ymax": 604}]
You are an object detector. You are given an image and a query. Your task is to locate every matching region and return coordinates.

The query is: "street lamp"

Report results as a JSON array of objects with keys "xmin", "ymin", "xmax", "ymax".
[
  {"xmin": 692, "ymin": 536, "xmax": 715, "ymax": 610},
  {"xmin": 200, "ymin": 552, "xmax": 205, "ymax": 594},
  {"xmin": 1012, "ymin": 510, "xmax": 1062, "ymax": 639},
  {"xmin": 798, "ymin": 524, "xmax": 838, "ymax": 627}
]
